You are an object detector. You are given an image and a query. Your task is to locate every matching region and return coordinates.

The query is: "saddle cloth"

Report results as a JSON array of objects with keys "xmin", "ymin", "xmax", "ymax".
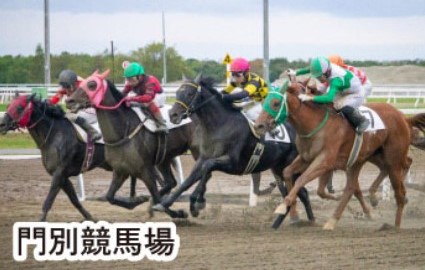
[
  {"xmin": 131, "ymin": 104, "xmax": 192, "ymax": 133},
  {"xmin": 71, "ymin": 108, "xmax": 104, "ymax": 144},
  {"xmin": 358, "ymin": 106, "xmax": 386, "ymax": 132}
]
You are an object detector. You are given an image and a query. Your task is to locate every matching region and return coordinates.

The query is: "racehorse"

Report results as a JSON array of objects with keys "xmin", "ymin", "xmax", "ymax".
[
  {"xmin": 254, "ymin": 76, "xmax": 425, "ymax": 230},
  {"xmin": 152, "ymin": 74, "xmax": 315, "ymax": 225},
  {"xmin": 0, "ymin": 94, "xmax": 141, "ymax": 221},
  {"xmin": 66, "ymin": 70, "xmax": 204, "ymax": 218}
]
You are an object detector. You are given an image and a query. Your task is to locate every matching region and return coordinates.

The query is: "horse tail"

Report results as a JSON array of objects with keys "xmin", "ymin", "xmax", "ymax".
[{"xmin": 406, "ymin": 113, "xmax": 425, "ymax": 150}]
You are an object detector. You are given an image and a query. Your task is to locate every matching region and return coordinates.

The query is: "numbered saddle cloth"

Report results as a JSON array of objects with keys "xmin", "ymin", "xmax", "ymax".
[
  {"xmin": 239, "ymin": 102, "xmax": 291, "ymax": 144},
  {"xmin": 358, "ymin": 106, "xmax": 386, "ymax": 132}
]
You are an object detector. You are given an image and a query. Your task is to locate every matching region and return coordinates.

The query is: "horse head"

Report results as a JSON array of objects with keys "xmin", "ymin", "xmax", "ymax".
[
  {"xmin": 66, "ymin": 69, "xmax": 116, "ymax": 112},
  {"xmin": 254, "ymin": 76, "xmax": 306, "ymax": 135},
  {"xmin": 169, "ymin": 73, "xmax": 221, "ymax": 124},
  {"xmin": 0, "ymin": 94, "xmax": 38, "ymax": 134},
  {"xmin": 0, "ymin": 93, "xmax": 65, "ymax": 134}
]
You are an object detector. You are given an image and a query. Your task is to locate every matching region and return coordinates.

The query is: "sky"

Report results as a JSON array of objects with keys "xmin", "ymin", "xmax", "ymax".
[{"xmin": 1, "ymin": 0, "xmax": 425, "ymax": 61}]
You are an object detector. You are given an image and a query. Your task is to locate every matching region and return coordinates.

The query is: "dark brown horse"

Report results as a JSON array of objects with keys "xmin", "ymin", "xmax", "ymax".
[
  {"xmin": 254, "ymin": 77, "xmax": 425, "ymax": 230},
  {"xmin": 0, "ymin": 94, "xmax": 141, "ymax": 221}
]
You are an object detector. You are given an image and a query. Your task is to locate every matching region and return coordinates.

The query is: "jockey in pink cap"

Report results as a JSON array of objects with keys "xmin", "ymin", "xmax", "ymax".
[{"xmin": 222, "ymin": 57, "xmax": 268, "ymax": 105}]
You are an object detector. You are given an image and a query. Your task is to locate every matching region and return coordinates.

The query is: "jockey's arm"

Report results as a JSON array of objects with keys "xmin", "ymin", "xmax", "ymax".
[
  {"xmin": 295, "ymin": 67, "xmax": 311, "ymax": 76},
  {"xmin": 49, "ymin": 88, "xmax": 66, "ymax": 104},
  {"xmin": 312, "ymin": 78, "xmax": 343, "ymax": 103},
  {"xmin": 128, "ymin": 83, "xmax": 155, "ymax": 103},
  {"xmin": 222, "ymin": 83, "xmax": 236, "ymax": 94}
]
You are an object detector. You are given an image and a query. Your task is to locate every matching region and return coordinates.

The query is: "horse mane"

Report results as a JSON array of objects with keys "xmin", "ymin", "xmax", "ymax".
[
  {"xmin": 33, "ymin": 98, "xmax": 65, "ymax": 119},
  {"xmin": 198, "ymin": 76, "xmax": 240, "ymax": 112},
  {"xmin": 106, "ymin": 80, "xmax": 124, "ymax": 101}
]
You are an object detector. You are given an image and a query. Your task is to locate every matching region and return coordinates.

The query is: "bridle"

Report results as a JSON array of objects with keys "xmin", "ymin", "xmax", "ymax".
[{"xmin": 174, "ymin": 82, "xmax": 216, "ymax": 117}]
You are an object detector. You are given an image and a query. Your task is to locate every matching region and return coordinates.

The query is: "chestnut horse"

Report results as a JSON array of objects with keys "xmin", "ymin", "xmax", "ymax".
[{"xmin": 254, "ymin": 77, "xmax": 425, "ymax": 230}]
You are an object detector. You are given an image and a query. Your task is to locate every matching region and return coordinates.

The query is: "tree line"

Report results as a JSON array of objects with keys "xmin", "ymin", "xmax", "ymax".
[{"xmin": 1, "ymin": 43, "xmax": 425, "ymax": 84}]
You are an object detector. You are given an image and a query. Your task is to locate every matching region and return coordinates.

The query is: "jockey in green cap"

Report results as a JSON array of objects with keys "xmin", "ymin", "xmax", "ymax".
[
  {"xmin": 122, "ymin": 62, "xmax": 168, "ymax": 133},
  {"xmin": 286, "ymin": 56, "xmax": 370, "ymax": 134}
]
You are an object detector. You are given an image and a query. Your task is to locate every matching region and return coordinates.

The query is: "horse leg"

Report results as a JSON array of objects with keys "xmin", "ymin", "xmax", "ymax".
[
  {"xmin": 273, "ymin": 170, "xmax": 301, "ymax": 223},
  {"xmin": 368, "ymin": 169, "xmax": 387, "ymax": 207},
  {"xmin": 141, "ymin": 167, "xmax": 187, "ymax": 219},
  {"xmin": 189, "ymin": 175, "xmax": 209, "ymax": 218},
  {"xmin": 352, "ymin": 177, "xmax": 372, "ymax": 219},
  {"xmin": 296, "ymin": 185, "xmax": 315, "ymax": 223},
  {"xmin": 154, "ymin": 159, "xmax": 205, "ymax": 210},
  {"xmin": 106, "ymin": 172, "xmax": 149, "ymax": 209},
  {"xmin": 323, "ymin": 164, "xmax": 363, "ymax": 230},
  {"xmin": 387, "ymin": 166, "xmax": 407, "ymax": 229},
  {"xmin": 188, "ymin": 156, "xmax": 232, "ymax": 217},
  {"xmin": 284, "ymin": 155, "xmax": 312, "ymax": 183},
  {"xmin": 279, "ymin": 154, "xmax": 333, "ymax": 215},
  {"xmin": 156, "ymin": 162, "xmax": 177, "ymax": 197},
  {"xmin": 317, "ymin": 171, "xmax": 339, "ymax": 201},
  {"xmin": 252, "ymin": 172, "xmax": 276, "ymax": 196},
  {"xmin": 195, "ymin": 172, "xmax": 211, "ymax": 210},
  {"xmin": 130, "ymin": 176, "xmax": 137, "ymax": 199},
  {"xmin": 40, "ymin": 170, "xmax": 65, "ymax": 221},
  {"xmin": 62, "ymin": 178, "xmax": 94, "ymax": 221}
]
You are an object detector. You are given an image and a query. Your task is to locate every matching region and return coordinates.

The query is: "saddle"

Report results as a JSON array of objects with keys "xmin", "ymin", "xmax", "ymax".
[{"xmin": 131, "ymin": 104, "xmax": 192, "ymax": 133}]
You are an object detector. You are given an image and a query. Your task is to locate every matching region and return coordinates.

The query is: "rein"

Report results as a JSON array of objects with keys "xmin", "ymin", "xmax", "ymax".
[
  {"xmin": 94, "ymin": 98, "xmax": 127, "ymax": 110},
  {"xmin": 27, "ymin": 102, "xmax": 47, "ymax": 129},
  {"xmin": 176, "ymin": 83, "xmax": 217, "ymax": 116},
  {"xmin": 298, "ymin": 109, "xmax": 329, "ymax": 138}
]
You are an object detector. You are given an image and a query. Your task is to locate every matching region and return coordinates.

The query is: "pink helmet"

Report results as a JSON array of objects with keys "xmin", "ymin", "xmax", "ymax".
[{"xmin": 230, "ymin": 57, "xmax": 250, "ymax": 72}]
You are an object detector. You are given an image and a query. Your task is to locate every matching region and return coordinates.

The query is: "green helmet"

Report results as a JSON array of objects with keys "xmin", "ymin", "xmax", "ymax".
[
  {"xmin": 310, "ymin": 57, "xmax": 330, "ymax": 78},
  {"xmin": 124, "ymin": 62, "xmax": 145, "ymax": 78}
]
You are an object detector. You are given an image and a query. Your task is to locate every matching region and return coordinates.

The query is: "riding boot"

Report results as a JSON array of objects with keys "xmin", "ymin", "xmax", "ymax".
[
  {"xmin": 340, "ymin": 106, "xmax": 370, "ymax": 134},
  {"xmin": 75, "ymin": 117, "xmax": 102, "ymax": 141},
  {"xmin": 152, "ymin": 111, "xmax": 169, "ymax": 134}
]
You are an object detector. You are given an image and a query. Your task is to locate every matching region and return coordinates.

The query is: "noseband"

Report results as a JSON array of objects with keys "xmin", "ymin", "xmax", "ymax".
[{"xmin": 175, "ymin": 82, "xmax": 216, "ymax": 117}]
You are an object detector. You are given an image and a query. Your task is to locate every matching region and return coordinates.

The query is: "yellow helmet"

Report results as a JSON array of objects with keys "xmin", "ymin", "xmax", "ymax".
[{"xmin": 328, "ymin": 54, "xmax": 345, "ymax": 67}]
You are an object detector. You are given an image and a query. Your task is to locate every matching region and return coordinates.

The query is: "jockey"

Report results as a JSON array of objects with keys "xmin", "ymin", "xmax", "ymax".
[
  {"xmin": 122, "ymin": 62, "xmax": 168, "ymax": 133},
  {"xmin": 288, "ymin": 56, "xmax": 370, "ymax": 134},
  {"xmin": 49, "ymin": 70, "xmax": 102, "ymax": 141},
  {"xmin": 222, "ymin": 58, "xmax": 268, "ymax": 103},
  {"xmin": 328, "ymin": 54, "xmax": 372, "ymax": 97},
  {"xmin": 222, "ymin": 57, "xmax": 268, "ymax": 120}
]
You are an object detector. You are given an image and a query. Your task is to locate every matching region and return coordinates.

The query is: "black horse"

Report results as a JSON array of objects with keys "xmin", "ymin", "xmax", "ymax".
[
  {"xmin": 153, "ymin": 74, "xmax": 315, "ymax": 225},
  {"xmin": 0, "ymin": 94, "xmax": 143, "ymax": 221}
]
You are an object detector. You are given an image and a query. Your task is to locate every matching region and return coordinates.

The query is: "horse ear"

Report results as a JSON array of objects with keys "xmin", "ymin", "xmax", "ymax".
[
  {"xmin": 100, "ymin": 69, "xmax": 110, "ymax": 79},
  {"xmin": 27, "ymin": 93, "xmax": 37, "ymax": 102},
  {"xmin": 194, "ymin": 72, "xmax": 202, "ymax": 84}
]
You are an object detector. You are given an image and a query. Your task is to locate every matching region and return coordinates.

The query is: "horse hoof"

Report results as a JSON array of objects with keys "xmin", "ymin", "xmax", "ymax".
[
  {"xmin": 369, "ymin": 195, "xmax": 379, "ymax": 207},
  {"xmin": 190, "ymin": 209, "xmax": 199, "ymax": 218},
  {"xmin": 178, "ymin": 210, "xmax": 188, "ymax": 219},
  {"xmin": 152, "ymin": 204, "xmax": 166, "ymax": 212},
  {"xmin": 195, "ymin": 201, "xmax": 206, "ymax": 210},
  {"xmin": 323, "ymin": 218, "xmax": 337, "ymax": 231}
]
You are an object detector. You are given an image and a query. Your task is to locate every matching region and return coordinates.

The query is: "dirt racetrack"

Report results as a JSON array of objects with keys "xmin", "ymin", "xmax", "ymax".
[{"xmin": 1, "ymin": 147, "xmax": 425, "ymax": 269}]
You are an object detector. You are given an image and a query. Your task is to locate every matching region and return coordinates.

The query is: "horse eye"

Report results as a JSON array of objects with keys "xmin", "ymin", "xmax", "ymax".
[{"xmin": 87, "ymin": 81, "xmax": 97, "ymax": 91}]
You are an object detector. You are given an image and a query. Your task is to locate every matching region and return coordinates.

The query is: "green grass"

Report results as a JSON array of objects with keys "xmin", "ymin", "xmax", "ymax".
[
  {"xmin": 0, "ymin": 104, "xmax": 7, "ymax": 111},
  {"xmin": 0, "ymin": 133, "xmax": 36, "ymax": 149}
]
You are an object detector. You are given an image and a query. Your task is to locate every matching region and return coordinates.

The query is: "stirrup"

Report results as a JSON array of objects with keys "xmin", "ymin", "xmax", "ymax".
[
  {"xmin": 156, "ymin": 125, "xmax": 169, "ymax": 134},
  {"xmin": 355, "ymin": 119, "xmax": 370, "ymax": 134},
  {"xmin": 89, "ymin": 133, "xmax": 102, "ymax": 141}
]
